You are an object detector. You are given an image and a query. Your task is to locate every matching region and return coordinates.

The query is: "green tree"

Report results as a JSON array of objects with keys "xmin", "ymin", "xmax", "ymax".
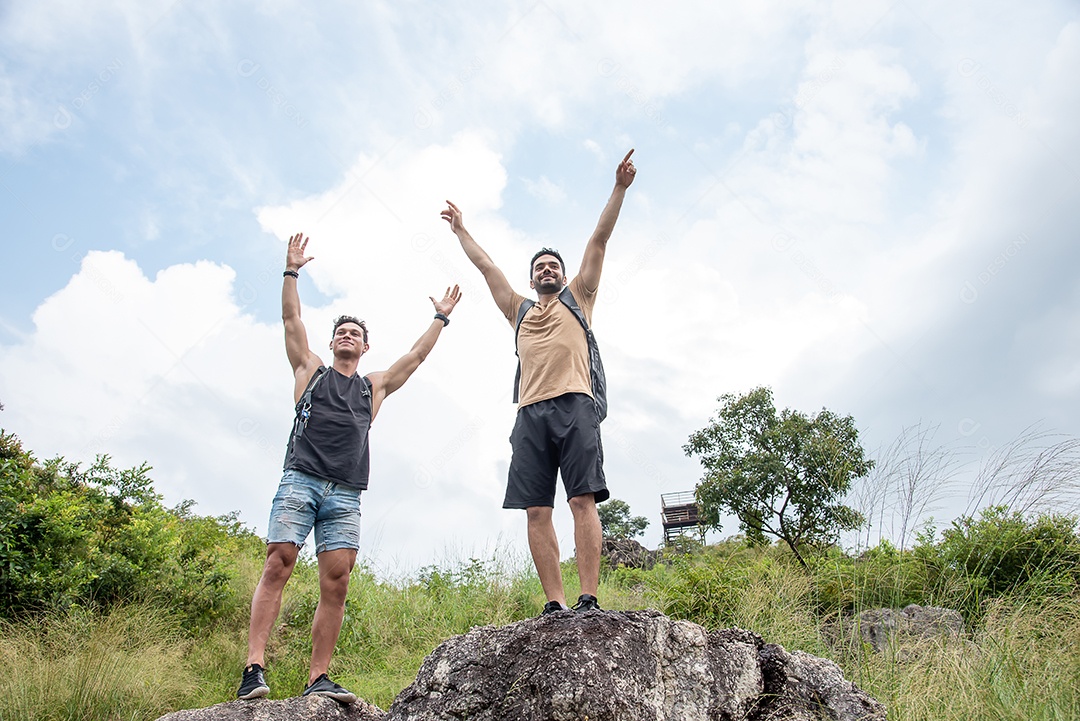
[
  {"xmin": 683, "ymin": 387, "xmax": 872, "ymax": 570},
  {"xmin": 598, "ymin": 498, "xmax": 649, "ymax": 540}
]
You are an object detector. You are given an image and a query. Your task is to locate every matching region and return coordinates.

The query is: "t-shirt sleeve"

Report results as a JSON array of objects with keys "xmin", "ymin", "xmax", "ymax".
[
  {"xmin": 503, "ymin": 290, "xmax": 527, "ymax": 328},
  {"xmin": 568, "ymin": 276, "xmax": 597, "ymax": 327}
]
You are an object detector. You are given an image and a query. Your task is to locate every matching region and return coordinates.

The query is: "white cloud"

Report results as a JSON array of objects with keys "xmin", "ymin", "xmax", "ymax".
[
  {"xmin": 521, "ymin": 175, "xmax": 567, "ymax": 204},
  {"xmin": 582, "ymin": 139, "xmax": 604, "ymax": 162},
  {"xmin": 4, "ymin": 1, "xmax": 1080, "ymax": 567},
  {"xmin": 0, "ymin": 250, "xmax": 283, "ymax": 518}
]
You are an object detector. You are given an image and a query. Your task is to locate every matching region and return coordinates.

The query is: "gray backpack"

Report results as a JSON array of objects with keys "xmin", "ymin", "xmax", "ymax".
[{"xmin": 513, "ymin": 286, "xmax": 607, "ymax": 422}]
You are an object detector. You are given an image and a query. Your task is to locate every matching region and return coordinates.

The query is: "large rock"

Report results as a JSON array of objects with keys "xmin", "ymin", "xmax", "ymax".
[
  {"xmin": 387, "ymin": 609, "xmax": 884, "ymax": 721},
  {"xmin": 158, "ymin": 610, "xmax": 885, "ymax": 721},
  {"xmin": 602, "ymin": 536, "xmax": 662, "ymax": 569},
  {"xmin": 827, "ymin": 604, "xmax": 965, "ymax": 658},
  {"xmin": 157, "ymin": 695, "xmax": 384, "ymax": 721}
]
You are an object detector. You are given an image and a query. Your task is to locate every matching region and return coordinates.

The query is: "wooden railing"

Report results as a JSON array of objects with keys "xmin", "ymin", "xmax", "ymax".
[{"xmin": 660, "ymin": 491, "xmax": 700, "ymax": 534}]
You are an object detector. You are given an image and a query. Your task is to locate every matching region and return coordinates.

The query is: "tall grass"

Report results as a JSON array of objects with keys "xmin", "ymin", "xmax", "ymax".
[
  {"xmin": 606, "ymin": 540, "xmax": 1080, "ymax": 721},
  {"xmin": 846, "ymin": 595, "xmax": 1080, "ymax": 720},
  {"xmin": 0, "ymin": 605, "xmax": 194, "ymax": 721},
  {"xmin": 2, "ymin": 540, "xmax": 1078, "ymax": 720}
]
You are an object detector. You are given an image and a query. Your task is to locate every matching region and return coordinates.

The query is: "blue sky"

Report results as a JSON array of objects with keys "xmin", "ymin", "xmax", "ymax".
[{"xmin": 2, "ymin": 1, "xmax": 1079, "ymax": 575}]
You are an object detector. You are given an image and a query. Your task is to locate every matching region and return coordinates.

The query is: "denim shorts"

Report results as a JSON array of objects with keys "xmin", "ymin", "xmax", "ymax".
[{"xmin": 266, "ymin": 468, "xmax": 362, "ymax": 554}]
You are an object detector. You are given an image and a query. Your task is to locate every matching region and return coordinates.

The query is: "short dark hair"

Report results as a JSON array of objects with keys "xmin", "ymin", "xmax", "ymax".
[
  {"xmin": 332, "ymin": 315, "xmax": 368, "ymax": 343},
  {"xmin": 529, "ymin": 247, "xmax": 565, "ymax": 278}
]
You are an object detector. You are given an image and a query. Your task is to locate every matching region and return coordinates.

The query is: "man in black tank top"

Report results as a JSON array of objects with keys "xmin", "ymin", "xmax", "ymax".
[{"xmin": 237, "ymin": 232, "xmax": 461, "ymax": 704}]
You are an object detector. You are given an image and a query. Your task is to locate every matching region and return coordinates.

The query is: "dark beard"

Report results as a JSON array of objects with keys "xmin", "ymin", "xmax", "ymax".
[{"xmin": 535, "ymin": 276, "xmax": 562, "ymax": 293}]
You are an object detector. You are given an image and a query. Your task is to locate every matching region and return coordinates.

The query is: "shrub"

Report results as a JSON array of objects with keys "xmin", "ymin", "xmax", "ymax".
[
  {"xmin": 937, "ymin": 505, "xmax": 1080, "ymax": 615},
  {"xmin": 0, "ymin": 431, "xmax": 261, "ymax": 628},
  {"xmin": 811, "ymin": 540, "xmax": 958, "ymax": 614}
]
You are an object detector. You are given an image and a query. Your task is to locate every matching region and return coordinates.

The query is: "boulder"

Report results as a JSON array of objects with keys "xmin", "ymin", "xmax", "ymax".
[
  {"xmin": 602, "ymin": 536, "xmax": 662, "ymax": 569},
  {"xmin": 387, "ymin": 609, "xmax": 884, "ymax": 721},
  {"xmin": 158, "ymin": 610, "xmax": 885, "ymax": 721},
  {"xmin": 156, "ymin": 695, "xmax": 384, "ymax": 721},
  {"xmin": 827, "ymin": 604, "xmax": 965, "ymax": 658}
]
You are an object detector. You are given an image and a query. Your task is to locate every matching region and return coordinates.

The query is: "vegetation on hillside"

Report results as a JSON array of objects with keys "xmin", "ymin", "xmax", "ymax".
[
  {"xmin": 0, "ymin": 430, "xmax": 261, "ymax": 627},
  {"xmin": 1, "ymin": 426, "xmax": 1078, "ymax": 720}
]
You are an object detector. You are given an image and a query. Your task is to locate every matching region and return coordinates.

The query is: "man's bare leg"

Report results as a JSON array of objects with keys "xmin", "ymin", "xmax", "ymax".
[
  {"xmin": 309, "ymin": 547, "xmax": 357, "ymax": 684},
  {"xmin": 526, "ymin": 505, "xmax": 566, "ymax": 605},
  {"xmin": 569, "ymin": 493, "xmax": 602, "ymax": 598},
  {"xmin": 247, "ymin": 542, "xmax": 300, "ymax": 667}
]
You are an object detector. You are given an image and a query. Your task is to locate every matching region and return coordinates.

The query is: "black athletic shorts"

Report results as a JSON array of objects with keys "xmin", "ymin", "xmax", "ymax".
[{"xmin": 504, "ymin": 392, "xmax": 609, "ymax": 509}]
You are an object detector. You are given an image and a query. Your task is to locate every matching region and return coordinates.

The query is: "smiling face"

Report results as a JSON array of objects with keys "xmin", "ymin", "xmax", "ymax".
[
  {"xmin": 330, "ymin": 321, "xmax": 368, "ymax": 359},
  {"xmin": 530, "ymin": 253, "xmax": 566, "ymax": 295}
]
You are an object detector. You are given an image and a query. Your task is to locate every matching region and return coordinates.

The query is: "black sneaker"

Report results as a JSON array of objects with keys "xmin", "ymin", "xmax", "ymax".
[
  {"xmin": 541, "ymin": 600, "xmax": 570, "ymax": 616},
  {"xmin": 572, "ymin": 594, "xmax": 601, "ymax": 612},
  {"xmin": 237, "ymin": 663, "xmax": 269, "ymax": 700},
  {"xmin": 302, "ymin": 673, "xmax": 357, "ymax": 704}
]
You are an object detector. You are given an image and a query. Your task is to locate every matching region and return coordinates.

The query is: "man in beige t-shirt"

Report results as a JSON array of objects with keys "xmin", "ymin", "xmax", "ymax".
[{"xmin": 440, "ymin": 149, "xmax": 637, "ymax": 614}]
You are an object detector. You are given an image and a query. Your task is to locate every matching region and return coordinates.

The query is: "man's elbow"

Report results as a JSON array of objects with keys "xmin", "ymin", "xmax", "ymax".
[{"xmin": 473, "ymin": 257, "xmax": 500, "ymax": 276}]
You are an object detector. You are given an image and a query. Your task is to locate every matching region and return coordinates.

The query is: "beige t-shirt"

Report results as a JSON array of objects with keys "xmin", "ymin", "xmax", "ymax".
[{"xmin": 504, "ymin": 275, "xmax": 597, "ymax": 409}]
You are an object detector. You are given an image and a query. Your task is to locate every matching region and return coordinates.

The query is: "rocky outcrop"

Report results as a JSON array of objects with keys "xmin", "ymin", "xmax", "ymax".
[
  {"xmin": 826, "ymin": 603, "xmax": 966, "ymax": 658},
  {"xmin": 158, "ymin": 610, "xmax": 885, "ymax": 721},
  {"xmin": 602, "ymin": 536, "xmax": 662, "ymax": 569},
  {"xmin": 388, "ymin": 608, "xmax": 884, "ymax": 721},
  {"xmin": 156, "ymin": 695, "xmax": 384, "ymax": 721}
]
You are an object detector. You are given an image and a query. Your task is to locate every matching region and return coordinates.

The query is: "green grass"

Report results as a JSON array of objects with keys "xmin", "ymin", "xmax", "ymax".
[
  {"xmin": 0, "ymin": 605, "xmax": 195, "ymax": 721},
  {"xmin": 841, "ymin": 596, "xmax": 1080, "ymax": 720},
  {"xmin": 1, "ymin": 542, "xmax": 1078, "ymax": 721}
]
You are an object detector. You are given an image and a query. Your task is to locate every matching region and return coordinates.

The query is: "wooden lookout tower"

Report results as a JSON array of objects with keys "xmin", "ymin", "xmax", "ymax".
[{"xmin": 660, "ymin": 490, "xmax": 703, "ymax": 544}]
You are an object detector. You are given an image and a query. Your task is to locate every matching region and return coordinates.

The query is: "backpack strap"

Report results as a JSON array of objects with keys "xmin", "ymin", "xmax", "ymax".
[
  {"xmin": 558, "ymin": 287, "xmax": 607, "ymax": 422},
  {"xmin": 291, "ymin": 366, "xmax": 328, "ymax": 443},
  {"xmin": 557, "ymin": 286, "xmax": 589, "ymax": 333},
  {"xmin": 512, "ymin": 298, "xmax": 536, "ymax": 403}
]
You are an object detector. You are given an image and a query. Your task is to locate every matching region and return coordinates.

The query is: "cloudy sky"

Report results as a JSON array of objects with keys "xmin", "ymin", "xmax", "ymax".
[{"xmin": 2, "ymin": 1, "xmax": 1078, "ymax": 576}]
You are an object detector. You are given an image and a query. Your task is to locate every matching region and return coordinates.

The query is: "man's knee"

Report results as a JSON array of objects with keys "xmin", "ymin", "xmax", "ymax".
[
  {"xmin": 262, "ymin": 543, "xmax": 299, "ymax": 582},
  {"xmin": 568, "ymin": 493, "xmax": 597, "ymax": 515},
  {"xmin": 317, "ymin": 549, "xmax": 356, "ymax": 593},
  {"xmin": 526, "ymin": 505, "xmax": 554, "ymax": 525}
]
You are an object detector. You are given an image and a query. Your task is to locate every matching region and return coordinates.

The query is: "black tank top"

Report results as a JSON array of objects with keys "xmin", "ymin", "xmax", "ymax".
[{"xmin": 283, "ymin": 367, "xmax": 372, "ymax": 490}]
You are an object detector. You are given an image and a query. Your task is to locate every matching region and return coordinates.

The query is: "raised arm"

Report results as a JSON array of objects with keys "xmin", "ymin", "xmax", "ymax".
[
  {"xmin": 366, "ymin": 285, "xmax": 462, "ymax": 419},
  {"xmin": 441, "ymin": 201, "xmax": 515, "ymax": 316},
  {"xmin": 578, "ymin": 149, "xmax": 637, "ymax": 293},
  {"xmin": 282, "ymin": 232, "xmax": 323, "ymax": 397}
]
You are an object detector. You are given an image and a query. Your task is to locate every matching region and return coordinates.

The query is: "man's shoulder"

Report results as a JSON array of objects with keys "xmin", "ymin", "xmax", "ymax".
[
  {"xmin": 565, "ymin": 277, "xmax": 597, "ymax": 320},
  {"xmin": 506, "ymin": 289, "xmax": 530, "ymax": 326},
  {"xmin": 567, "ymin": 276, "xmax": 596, "ymax": 301},
  {"xmin": 295, "ymin": 359, "xmax": 327, "ymax": 385}
]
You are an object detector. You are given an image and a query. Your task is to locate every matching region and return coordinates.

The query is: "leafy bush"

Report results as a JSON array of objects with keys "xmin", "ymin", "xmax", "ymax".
[
  {"xmin": 0, "ymin": 431, "xmax": 261, "ymax": 628},
  {"xmin": 811, "ymin": 508, "xmax": 1080, "ymax": 622},
  {"xmin": 651, "ymin": 551, "xmax": 746, "ymax": 628},
  {"xmin": 810, "ymin": 540, "xmax": 957, "ymax": 614},
  {"xmin": 937, "ymin": 505, "xmax": 1080, "ymax": 613}
]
